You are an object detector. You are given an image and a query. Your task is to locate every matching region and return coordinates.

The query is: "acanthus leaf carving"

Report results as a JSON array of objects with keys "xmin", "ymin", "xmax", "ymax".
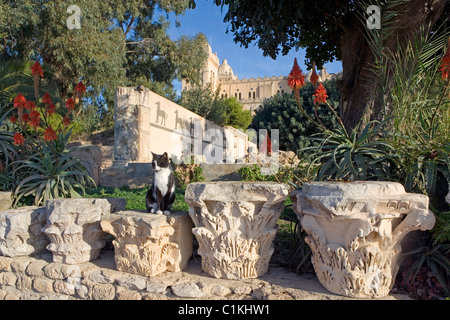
[
  {"xmin": 186, "ymin": 182, "xmax": 288, "ymax": 280},
  {"xmin": 291, "ymin": 181, "xmax": 435, "ymax": 298}
]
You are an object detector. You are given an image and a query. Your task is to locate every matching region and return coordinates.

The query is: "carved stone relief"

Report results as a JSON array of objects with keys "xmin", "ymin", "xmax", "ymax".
[
  {"xmin": 43, "ymin": 198, "xmax": 124, "ymax": 264},
  {"xmin": 185, "ymin": 182, "xmax": 288, "ymax": 280},
  {"xmin": 290, "ymin": 181, "xmax": 435, "ymax": 298},
  {"xmin": 0, "ymin": 206, "xmax": 48, "ymax": 257},
  {"xmin": 100, "ymin": 211, "xmax": 193, "ymax": 277}
]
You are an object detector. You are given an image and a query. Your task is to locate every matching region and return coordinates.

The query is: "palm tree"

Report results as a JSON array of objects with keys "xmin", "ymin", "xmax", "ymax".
[{"xmin": 0, "ymin": 59, "xmax": 33, "ymax": 117}]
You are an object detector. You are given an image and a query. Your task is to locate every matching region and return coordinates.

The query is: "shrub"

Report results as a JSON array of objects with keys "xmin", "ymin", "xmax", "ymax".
[{"xmin": 5, "ymin": 61, "xmax": 94, "ymax": 206}]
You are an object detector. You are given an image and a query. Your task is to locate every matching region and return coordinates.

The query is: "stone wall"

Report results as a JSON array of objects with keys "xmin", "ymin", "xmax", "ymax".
[
  {"xmin": 91, "ymin": 86, "xmax": 256, "ymax": 188},
  {"xmin": 113, "ymin": 86, "xmax": 251, "ymax": 165}
]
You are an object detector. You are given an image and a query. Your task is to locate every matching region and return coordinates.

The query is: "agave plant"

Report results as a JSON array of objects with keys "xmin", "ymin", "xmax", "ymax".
[
  {"xmin": 13, "ymin": 128, "xmax": 95, "ymax": 206},
  {"xmin": 0, "ymin": 109, "xmax": 16, "ymax": 173},
  {"xmin": 303, "ymin": 118, "xmax": 396, "ymax": 181}
]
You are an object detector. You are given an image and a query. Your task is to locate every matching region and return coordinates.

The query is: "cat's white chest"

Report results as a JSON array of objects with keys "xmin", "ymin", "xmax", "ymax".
[{"xmin": 154, "ymin": 168, "xmax": 171, "ymax": 195}]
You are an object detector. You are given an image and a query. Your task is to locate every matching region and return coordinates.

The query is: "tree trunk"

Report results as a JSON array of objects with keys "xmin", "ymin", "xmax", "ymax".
[{"xmin": 340, "ymin": 0, "xmax": 446, "ymax": 134}]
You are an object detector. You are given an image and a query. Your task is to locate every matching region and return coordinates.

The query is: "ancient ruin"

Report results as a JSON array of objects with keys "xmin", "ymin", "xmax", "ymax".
[
  {"xmin": 43, "ymin": 198, "xmax": 125, "ymax": 264},
  {"xmin": 100, "ymin": 211, "xmax": 193, "ymax": 277},
  {"xmin": 290, "ymin": 181, "xmax": 435, "ymax": 298},
  {"xmin": 0, "ymin": 206, "xmax": 48, "ymax": 257},
  {"xmin": 185, "ymin": 182, "xmax": 289, "ymax": 280}
]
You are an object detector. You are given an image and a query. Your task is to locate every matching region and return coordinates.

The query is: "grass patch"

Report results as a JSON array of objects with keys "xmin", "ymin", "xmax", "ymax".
[{"xmin": 84, "ymin": 185, "xmax": 189, "ymax": 211}]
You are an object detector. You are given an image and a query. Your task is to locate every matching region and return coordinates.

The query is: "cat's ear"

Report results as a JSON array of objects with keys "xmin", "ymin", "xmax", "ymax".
[
  {"xmin": 151, "ymin": 152, "xmax": 157, "ymax": 159},
  {"xmin": 162, "ymin": 152, "xmax": 168, "ymax": 158}
]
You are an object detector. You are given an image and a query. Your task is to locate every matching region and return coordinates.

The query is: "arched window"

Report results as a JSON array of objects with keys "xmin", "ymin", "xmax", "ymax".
[{"xmin": 253, "ymin": 92, "xmax": 256, "ymax": 99}]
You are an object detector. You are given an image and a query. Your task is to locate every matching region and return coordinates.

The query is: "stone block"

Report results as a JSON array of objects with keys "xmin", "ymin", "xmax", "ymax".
[
  {"xmin": 16, "ymin": 274, "xmax": 32, "ymax": 291},
  {"xmin": 26, "ymin": 259, "xmax": 49, "ymax": 277},
  {"xmin": 0, "ymin": 256, "xmax": 12, "ymax": 271},
  {"xmin": 116, "ymin": 288, "xmax": 142, "ymax": 300},
  {"xmin": 43, "ymin": 198, "xmax": 124, "ymax": 264},
  {"xmin": 53, "ymin": 280, "xmax": 76, "ymax": 295},
  {"xmin": 185, "ymin": 182, "xmax": 288, "ymax": 279},
  {"xmin": 10, "ymin": 256, "xmax": 32, "ymax": 273},
  {"xmin": 100, "ymin": 210, "xmax": 193, "ymax": 277},
  {"xmin": 0, "ymin": 272, "xmax": 17, "ymax": 286},
  {"xmin": 0, "ymin": 192, "xmax": 11, "ymax": 211},
  {"xmin": 290, "ymin": 181, "xmax": 435, "ymax": 298},
  {"xmin": 32, "ymin": 278, "xmax": 54, "ymax": 294},
  {"xmin": 0, "ymin": 206, "xmax": 48, "ymax": 257},
  {"xmin": 92, "ymin": 283, "xmax": 115, "ymax": 300},
  {"xmin": 171, "ymin": 282, "xmax": 205, "ymax": 298}
]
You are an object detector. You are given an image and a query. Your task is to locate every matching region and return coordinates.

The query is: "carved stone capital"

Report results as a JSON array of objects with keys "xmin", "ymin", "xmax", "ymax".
[
  {"xmin": 100, "ymin": 211, "xmax": 193, "ymax": 277},
  {"xmin": 0, "ymin": 206, "xmax": 48, "ymax": 257},
  {"xmin": 43, "ymin": 198, "xmax": 125, "ymax": 264},
  {"xmin": 291, "ymin": 181, "xmax": 435, "ymax": 298},
  {"xmin": 185, "ymin": 182, "xmax": 289, "ymax": 280}
]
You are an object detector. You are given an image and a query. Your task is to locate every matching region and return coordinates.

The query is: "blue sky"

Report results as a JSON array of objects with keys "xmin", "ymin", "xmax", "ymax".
[{"xmin": 165, "ymin": 1, "xmax": 342, "ymax": 94}]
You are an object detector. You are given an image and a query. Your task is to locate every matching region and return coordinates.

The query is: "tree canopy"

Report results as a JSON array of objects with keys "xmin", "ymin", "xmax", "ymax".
[
  {"xmin": 213, "ymin": 0, "xmax": 449, "ymax": 131},
  {"xmin": 0, "ymin": 0, "xmax": 208, "ymax": 114},
  {"xmin": 179, "ymin": 84, "xmax": 252, "ymax": 130},
  {"xmin": 250, "ymin": 80, "xmax": 340, "ymax": 156}
]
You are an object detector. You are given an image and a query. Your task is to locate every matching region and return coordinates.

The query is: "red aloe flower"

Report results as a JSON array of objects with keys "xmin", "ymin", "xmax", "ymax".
[
  {"xmin": 26, "ymin": 101, "xmax": 36, "ymax": 110},
  {"xmin": 287, "ymin": 58, "xmax": 305, "ymax": 90},
  {"xmin": 65, "ymin": 98, "xmax": 75, "ymax": 110},
  {"xmin": 31, "ymin": 61, "xmax": 43, "ymax": 78},
  {"xmin": 13, "ymin": 132, "xmax": 25, "ymax": 145},
  {"xmin": 13, "ymin": 93, "xmax": 27, "ymax": 109},
  {"xmin": 44, "ymin": 126, "xmax": 57, "ymax": 142},
  {"xmin": 9, "ymin": 115, "xmax": 17, "ymax": 124},
  {"xmin": 313, "ymin": 83, "xmax": 328, "ymax": 104},
  {"xmin": 439, "ymin": 50, "xmax": 450, "ymax": 80},
  {"xmin": 62, "ymin": 115, "xmax": 71, "ymax": 127},
  {"xmin": 48, "ymin": 103, "xmax": 56, "ymax": 115},
  {"xmin": 29, "ymin": 110, "xmax": 40, "ymax": 129},
  {"xmin": 22, "ymin": 112, "xmax": 30, "ymax": 124},
  {"xmin": 43, "ymin": 92, "xmax": 52, "ymax": 105},
  {"xmin": 75, "ymin": 81, "xmax": 86, "ymax": 96},
  {"xmin": 310, "ymin": 68, "xmax": 320, "ymax": 88}
]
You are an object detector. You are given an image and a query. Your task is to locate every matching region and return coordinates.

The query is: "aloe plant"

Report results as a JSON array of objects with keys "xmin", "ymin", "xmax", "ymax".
[
  {"xmin": 13, "ymin": 128, "xmax": 95, "ymax": 206},
  {"xmin": 303, "ymin": 118, "xmax": 396, "ymax": 181}
]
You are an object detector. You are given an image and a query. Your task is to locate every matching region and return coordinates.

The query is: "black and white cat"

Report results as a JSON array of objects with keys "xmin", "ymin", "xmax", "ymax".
[{"xmin": 146, "ymin": 152, "xmax": 175, "ymax": 215}]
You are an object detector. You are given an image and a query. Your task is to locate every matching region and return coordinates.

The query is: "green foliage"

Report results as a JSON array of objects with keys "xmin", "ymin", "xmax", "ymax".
[
  {"xmin": 85, "ymin": 185, "xmax": 189, "ymax": 212},
  {"xmin": 179, "ymin": 83, "xmax": 219, "ymax": 118},
  {"xmin": 13, "ymin": 129, "xmax": 95, "ymax": 206},
  {"xmin": 0, "ymin": 60, "xmax": 33, "ymax": 116},
  {"xmin": 173, "ymin": 162, "xmax": 205, "ymax": 188},
  {"xmin": 433, "ymin": 211, "xmax": 450, "ymax": 244},
  {"xmin": 213, "ymin": 0, "xmax": 448, "ymax": 67},
  {"xmin": 0, "ymin": 110, "xmax": 15, "ymax": 169},
  {"xmin": 238, "ymin": 164, "xmax": 305, "ymax": 191},
  {"xmin": 250, "ymin": 80, "xmax": 340, "ymax": 156},
  {"xmin": 211, "ymin": 97, "xmax": 252, "ymax": 130},
  {"xmin": 213, "ymin": 0, "xmax": 351, "ymax": 65},
  {"xmin": 180, "ymin": 85, "xmax": 252, "ymax": 130},
  {"xmin": 402, "ymin": 240, "xmax": 450, "ymax": 298},
  {"xmin": 0, "ymin": 0, "xmax": 208, "ymax": 117},
  {"xmin": 372, "ymin": 26, "xmax": 450, "ymax": 208},
  {"xmin": 304, "ymin": 118, "xmax": 396, "ymax": 181}
]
